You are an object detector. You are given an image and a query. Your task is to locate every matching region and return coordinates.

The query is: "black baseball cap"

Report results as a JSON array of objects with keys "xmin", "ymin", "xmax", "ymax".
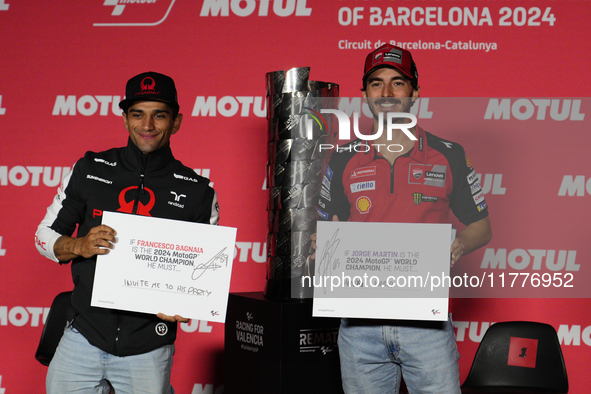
[{"xmin": 119, "ymin": 71, "xmax": 179, "ymax": 113}]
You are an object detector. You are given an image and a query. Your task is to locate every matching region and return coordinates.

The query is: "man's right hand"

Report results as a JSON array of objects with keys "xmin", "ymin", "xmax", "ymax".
[
  {"xmin": 311, "ymin": 214, "xmax": 339, "ymax": 259},
  {"xmin": 54, "ymin": 225, "xmax": 117, "ymax": 262}
]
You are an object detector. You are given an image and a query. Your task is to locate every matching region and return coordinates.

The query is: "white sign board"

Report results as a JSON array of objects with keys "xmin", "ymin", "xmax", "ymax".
[
  {"xmin": 312, "ymin": 221, "xmax": 452, "ymax": 321},
  {"xmin": 91, "ymin": 211, "xmax": 237, "ymax": 323}
]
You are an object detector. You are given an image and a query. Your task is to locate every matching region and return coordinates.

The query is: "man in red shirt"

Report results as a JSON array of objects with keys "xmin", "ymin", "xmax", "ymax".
[{"xmin": 316, "ymin": 44, "xmax": 492, "ymax": 393}]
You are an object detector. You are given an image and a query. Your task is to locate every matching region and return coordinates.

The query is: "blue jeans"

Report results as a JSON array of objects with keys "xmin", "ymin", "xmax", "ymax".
[
  {"xmin": 338, "ymin": 315, "xmax": 460, "ymax": 394},
  {"xmin": 47, "ymin": 325, "xmax": 175, "ymax": 394}
]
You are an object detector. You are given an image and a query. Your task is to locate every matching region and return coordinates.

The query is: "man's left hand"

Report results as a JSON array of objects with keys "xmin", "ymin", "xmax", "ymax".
[
  {"xmin": 450, "ymin": 238, "xmax": 464, "ymax": 267},
  {"xmin": 157, "ymin": 313, "xmax": 190, "ymax": 323},
  {"xmin": 449, "ymin": 216, "xmax": 492, "ymax": 267}
]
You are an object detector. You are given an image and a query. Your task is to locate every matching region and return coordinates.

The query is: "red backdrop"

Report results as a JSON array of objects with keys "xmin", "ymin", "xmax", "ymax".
[{"xmin": 1, "ymin": 1, "xmax": 590, "ymax": 393}]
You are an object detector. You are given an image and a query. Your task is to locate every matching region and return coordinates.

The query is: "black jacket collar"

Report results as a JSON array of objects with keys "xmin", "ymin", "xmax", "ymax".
[{"xmin": 121, "ymin": 138, "xmax": 176, "ymax": 173}]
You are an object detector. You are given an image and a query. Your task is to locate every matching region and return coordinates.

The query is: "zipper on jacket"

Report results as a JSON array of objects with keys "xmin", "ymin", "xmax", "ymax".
[
  {"xmin": 374, "ymin": 156, "xmax": 396, "ymax": 194},
  {"xmin": 132, "ymin": 154, "xmax": 148, "ymax": 214},
  {"xmin": 376, "ymin": 151, "xmax": 411, "ymax": 194},
  {"xmin": 120, "ymin": 153, "xmax": 148, "ymax": 352},
  {"xmin": 390, "ymin": 163, "xmax": 394, "ymax": 194}
]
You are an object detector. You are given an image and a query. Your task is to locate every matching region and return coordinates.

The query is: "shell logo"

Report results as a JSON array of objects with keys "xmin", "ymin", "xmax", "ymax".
[
  {"xmin": 356, "ymin": 196, "xmax": 372, "ymax": 214},
  {"xmin": 465, "ymin": 154, "xmax": 473, "ymax": 168}
]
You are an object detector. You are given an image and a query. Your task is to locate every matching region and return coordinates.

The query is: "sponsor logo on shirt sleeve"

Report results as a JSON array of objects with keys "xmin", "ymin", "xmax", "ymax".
[
  {"xmin": 317, "ymin": 208, "xmax": 329, "ymax": 220},
  {"xmin": 322, "ymin": 175, "xmax": 331, "ymax": 190},
  {"xmin": 325, "ymin": 165, "xmax": 333, "ymax": 181},
  {"xmin": 465, "ymin": 154, "xmax": 473, "ymax": 168},
  {"xmin": 467, "ymin": 169, "xmax": 477, "ymax": 184},
  {"xmin": 320, "ymin": 187, "xmax": 331, "ymax": 201},
  {"xmin": 473, "ymin": 191, "xmax": 485, "ymax": 205}
]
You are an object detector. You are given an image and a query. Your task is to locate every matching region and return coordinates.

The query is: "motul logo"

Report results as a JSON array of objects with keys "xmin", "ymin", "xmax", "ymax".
[
  {"xmin": 558, "ymin": 325, "xmax": 591, "ymax": 346},
  {"xmin": 200, "ymin": 0, "xmax": 311, "ymax": 17},
  {"xmin": 189, "ymin": 96, "xmax": 435, "ymax": 119},
  {"xmin": 0, "ymin": 236, "xmax": 6, "ymax": 256},
  {"xmin": 0, "ymin": 306, "xmax": 50, "ymax": 327},
  {"xmin": 558, "ymin": 175, "xmax": 591, "ymax": 196},
  {"xmin": 0, "ymin": 95, "xmax": 6, "ymax": 115},
  {"xmin": 179, "ymin": 320, "xmax": 213, "ymax": 334},
  {"xmin": 481, "ymin": 248, "xmax": 579, "ymax": 271},
  {"xmin": 477, "ymin": 173, "xmax": 506, "ymax": 195},
  {"xmin": 191, "ymin": 96, "xmax": 267, "ymax": 118},
  {"xmin": 52, "ymin": 95, "xmax": 123, "ymax": 116},
  {"xmin": 454, "ymin": 321, "xmax": 591, "ymax": 347},
  {"xmin": 234, "ymin": 242, "xmax": 266, "ymax": 263},
  {"xmin": 484, "ymin": 99, "xmax": 585, "ymax": 121},
  {"xmin": 454, "ymin": 321, "xmax": 493, "ymax": 343},
  {"xmin": 0, "ymin": 166, "xmax": 71, "ymax": 187}
]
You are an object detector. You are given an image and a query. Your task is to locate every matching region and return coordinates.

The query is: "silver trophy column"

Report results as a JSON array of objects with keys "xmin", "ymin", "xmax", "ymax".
[{"xmin": 264, "ymin": 67, "xmax": 339, "ymax": 299}]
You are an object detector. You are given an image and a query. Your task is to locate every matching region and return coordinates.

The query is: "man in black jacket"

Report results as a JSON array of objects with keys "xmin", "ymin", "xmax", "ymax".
[{"xmin": 35, "ymin": 72, "xmax": 219, "ymax": 394}]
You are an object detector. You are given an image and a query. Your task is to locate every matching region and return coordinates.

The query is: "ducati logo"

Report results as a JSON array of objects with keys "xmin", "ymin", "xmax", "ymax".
[
  {"xmin": 412, "ymin": 168, "xmax": 423, "ymax": 179},
  {"xmin": 117, "ymin": 186, "xmax": 155, "ymax": 216}
]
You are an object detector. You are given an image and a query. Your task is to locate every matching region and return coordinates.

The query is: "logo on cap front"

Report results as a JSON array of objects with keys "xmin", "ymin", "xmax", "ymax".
[
  {"xmin": 135, "ymin": 76, "xmax": 161, "ymax": 98},
  {"xmin": 373, "ymin": 48, "xmax": 403, "ymax": 67},
  {"xmin": 141, "ymin": 77, "xmax": 156, "ymax": 91},
  {"xmin": 382, "ymin": 49, "xmax": 403, "ymax": 64}
]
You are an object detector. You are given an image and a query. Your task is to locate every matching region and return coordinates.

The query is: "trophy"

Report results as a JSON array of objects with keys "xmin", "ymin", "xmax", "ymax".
[{"xmin": 264, "ymin": 67, "xmax": 339, "ymax": 299}]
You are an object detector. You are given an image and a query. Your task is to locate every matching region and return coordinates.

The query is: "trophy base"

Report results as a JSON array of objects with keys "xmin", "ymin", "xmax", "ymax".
[
  {"xmin": 225, "ymin": 292, "xmax": 343, "ymax": 394},
  {"xmin": 264, "ymin": 277, "xmax": 314, "ymax": 300}
]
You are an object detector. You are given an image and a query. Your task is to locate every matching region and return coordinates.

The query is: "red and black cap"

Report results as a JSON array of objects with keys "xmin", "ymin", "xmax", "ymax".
[
  {"xmin": 363, "ymin": 44, "xmax": 418, "ymax": 88},
  {"xmin": 119, "ymin": 71, "xmax": 179, "ymax": 113}
]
